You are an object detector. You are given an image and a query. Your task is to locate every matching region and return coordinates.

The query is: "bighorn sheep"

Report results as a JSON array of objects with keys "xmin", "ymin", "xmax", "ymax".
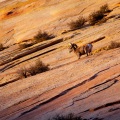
[{"xmin": 68, "ymin": 43, "xmax": 93, "ymax": 59}]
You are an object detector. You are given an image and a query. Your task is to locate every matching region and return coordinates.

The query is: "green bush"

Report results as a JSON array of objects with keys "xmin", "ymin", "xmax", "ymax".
[
  {"xmin": 34, "ymin": 31, "xmax": 55, "ymax": 42},
  {"xmin": 68, "ymin": 16, "xmax": 86, "ymax": 30}
]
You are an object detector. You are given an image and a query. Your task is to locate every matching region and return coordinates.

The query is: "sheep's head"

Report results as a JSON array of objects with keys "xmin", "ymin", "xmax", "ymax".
[{"xmin": 68, "ymin": 43, "xmax": 73, "ymax": 53}]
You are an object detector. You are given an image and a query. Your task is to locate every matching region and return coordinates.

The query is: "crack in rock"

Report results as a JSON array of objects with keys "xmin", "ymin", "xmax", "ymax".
[
  {"xmin": 82, "ymin": 100, "xmax": 120, "ymax": 113},
  {"xmin": 0, "ymin": 77, "xmax": 19, "ymax": 87},
  {"xmin": 108, "ymin": 107, "xmax": 120, "ymax": 112},
  {"xmin": 64, "ymin": 75, "xmax": 119, "ymax": 109},
  {"xmin": 73, "ymin": 79, "xmax": 118, "ymax": 101},
  {"xmin": 0, "ymin": 48, "xmax": 56, "ymax": 73},
  {"xmin": 17, "ymin": 66, "xmax": 116, "ymax": 118}
]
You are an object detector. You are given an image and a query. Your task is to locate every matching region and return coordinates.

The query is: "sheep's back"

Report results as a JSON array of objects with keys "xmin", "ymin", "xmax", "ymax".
[{"xmin": 78, "ymin": 46, "xmax": 85, "ymax": 55}]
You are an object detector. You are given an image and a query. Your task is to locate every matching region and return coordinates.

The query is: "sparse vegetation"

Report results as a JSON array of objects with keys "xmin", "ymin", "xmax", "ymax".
[
  {"xmin": 68, "ymin": 4, "xmax": 110, "ymax": 27},
  {"xmin": 95, "ymin": 18, "xmax": 107, "ymax": 25},
  {"xmin": 92, "ymin": 41, "xmax": 120, "ymax": 55},
  {"xmin": 88, "ymin": 4, "xmax": 111, "ymax": 25},
  {"xmin": 107, "ymin": 41, "xmax": 120, "ymax": 50},
  {"xmin": 6, "ymin": 11, "xmax": 13, "ymax": 16},
  {"xmin": 48, "ymin": 113, "xmax": 103, "ymax": 120},
  {"xmin": 99, "ymin": 4, "xmax": 111, "ymax": 13},
  {"xmin": 19, "ymin": 43, "xmax": 34, "ymax": 49},
  {"xmin": 88, "ymin": 10, "xmax": 104, "ymax": 25},
  {"xmin": 0, "ymin": 43, "xmax": 4, "ymax": 51},
  {"xmin": 68, "ymin": 16, "xmax": 86, "ymax": 30},
  {"xmin": 17, "ymin": 59, "xmax": 49, "ymax": 78},
  {"xmin": 48, "ymin": 113, "xmax": 85, "ymax": 120},
  {"xmin": 34, "ymin": 31, "xmax": 55, "ymax": 42},
  {"xmin": 28, "ymin": 59, "xmax": 49, "ymax": 76},
  {"xmin": 17, "ymin": 67, "xmax": 28, "ymax": 78}
]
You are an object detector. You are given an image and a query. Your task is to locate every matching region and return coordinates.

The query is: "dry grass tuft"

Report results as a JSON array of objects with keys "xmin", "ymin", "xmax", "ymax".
[
  {"xmin": 0, "ymin": 43, "xmax": 4, "ymax": 51},
  {"xmin": 88, "ymin": 4, "xmax": 111, "ymax": 25},
  {"xmin": 48, "ymin": 113, "xmax": 83, "ymax": 120},
  {"xmin": 28, "ymin": 59, "xmax": 49, "ymax": 76},
  {"xmin": 107, "ymin": 41, "xmax": 120, "ymax": 50},
  {"xmin": 100, "ymin": 4, "xmax": 111, "ymax": 13},
  {"xmin": 92, "ymin": 41, "xmax": 120, "ymax": 55},
  {"xmin": 17, "ymin": 67, "xmax": 28, "ymax": 78},
  {"xmin": 19, "ymin": 43, "xmax": 33, "ymax": 49},
  {"xmin": 95, "ymin": 18, "xmax": 107, "ymax": 25},
  {"xmin": 34, "ymin": 31, "xmax": 55, "ymax": 42},
  {"xmin": 48, "ymin": 113, "xmax": 102, "ymax": 120},
  {"xmin": 17, "ymin": 59, "xmax": 49, "ymax": 78},
  {"xmin": 88, "ymin": 11, "xmax": 104, "ymax": 25},
  {"xmin": 68, "ymin": 16, "xmax": 86, "ymax": 30}
]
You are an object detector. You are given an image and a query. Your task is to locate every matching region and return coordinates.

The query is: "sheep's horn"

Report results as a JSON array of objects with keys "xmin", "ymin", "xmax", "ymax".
[{"xmin": 68, "ymin": 43, "xmax": 72, "ymax": 46}]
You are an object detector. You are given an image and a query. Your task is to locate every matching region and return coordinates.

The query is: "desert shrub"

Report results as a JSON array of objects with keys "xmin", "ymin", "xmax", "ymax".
[
  {"xmin": 88, "ymin": 10, "xmax": 104, "ymax": 25},
  {"xmin": 48, "ymin": 113, "xmax": 84, "ymax": 120},
  {"xmin": 28, "ymin": 59, "xmax": 49, "ymax": 76},
  {"xmin": 92, "ymin": 41, "xmax": 120, "ymax": 54},
  {"xmin": 0, "ymin": 43, "xmax": 4, "ymax": 51},
  {"xmin": 48, "ymin": 113, "xmax": 103, "ymax": 120},
  {"xmin": 95, "ymin": 18, "xmax": 107, "ymax": 25},
  {"xmin": 17, "ymin": 67, "xmax": 28, "ymax": 78},
  {"xmin": 19, "ymin": 43, "xmax": 34, "ymax": 49},
  {"xmin": 88, "ymin": 4, "xmax": 111, "ymax": 25},
  {"xmin": 107, "ymin": 41, "xmax": 120, "ymax": 50},
  {"xmin": 68, "ymin": 16, "xmax": 86, "ymax": 30},
  {"xmin": 17, "ymin": 59, "xmax": 49, "ymax": 78},
  {"xmin": 34, "ymin": 31, "xmax": 55, "ymax": 42},
  {"xmin": 7, "ymin": 11, "xmax": 13, "ymax": 16},
  {"xmin": 99, "ymin": 4, "xmax": 110, "ymax": 13}
]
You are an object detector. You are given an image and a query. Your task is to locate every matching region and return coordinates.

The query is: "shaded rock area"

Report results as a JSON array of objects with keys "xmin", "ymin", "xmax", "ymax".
[{"xmin": 0, "ymin": 0, "xmax": 120, "ymax": 120}]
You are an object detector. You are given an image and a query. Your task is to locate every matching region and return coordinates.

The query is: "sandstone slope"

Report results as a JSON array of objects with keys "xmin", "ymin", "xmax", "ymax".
[{"xmin": 0, "ymin": 0, "xmax": 120, "ymax": 120}]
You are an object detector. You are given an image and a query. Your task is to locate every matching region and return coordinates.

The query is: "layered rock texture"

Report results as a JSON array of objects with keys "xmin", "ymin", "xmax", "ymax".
[{"xmin": 0, "ymin": 0, "xmax": 120, "ymax": 120}]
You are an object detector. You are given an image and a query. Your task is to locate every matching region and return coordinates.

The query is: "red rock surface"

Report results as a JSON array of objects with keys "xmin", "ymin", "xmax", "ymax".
[{"xmin": 0, "ymin": 0, "xmax": 120, "ymax": 120}]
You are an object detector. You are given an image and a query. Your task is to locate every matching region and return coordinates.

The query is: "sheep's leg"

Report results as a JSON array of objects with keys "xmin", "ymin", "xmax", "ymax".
[
  {"xmin": 89, "ymin": 52, "xmax": 92, "ymax": 55},
  {"xmin": 76, "ymin": 52, "xmax": 81, "ymax": 59},
  {"xmin": 86, "ymin": 52, "xmax": 88, "ymax": 56}
]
